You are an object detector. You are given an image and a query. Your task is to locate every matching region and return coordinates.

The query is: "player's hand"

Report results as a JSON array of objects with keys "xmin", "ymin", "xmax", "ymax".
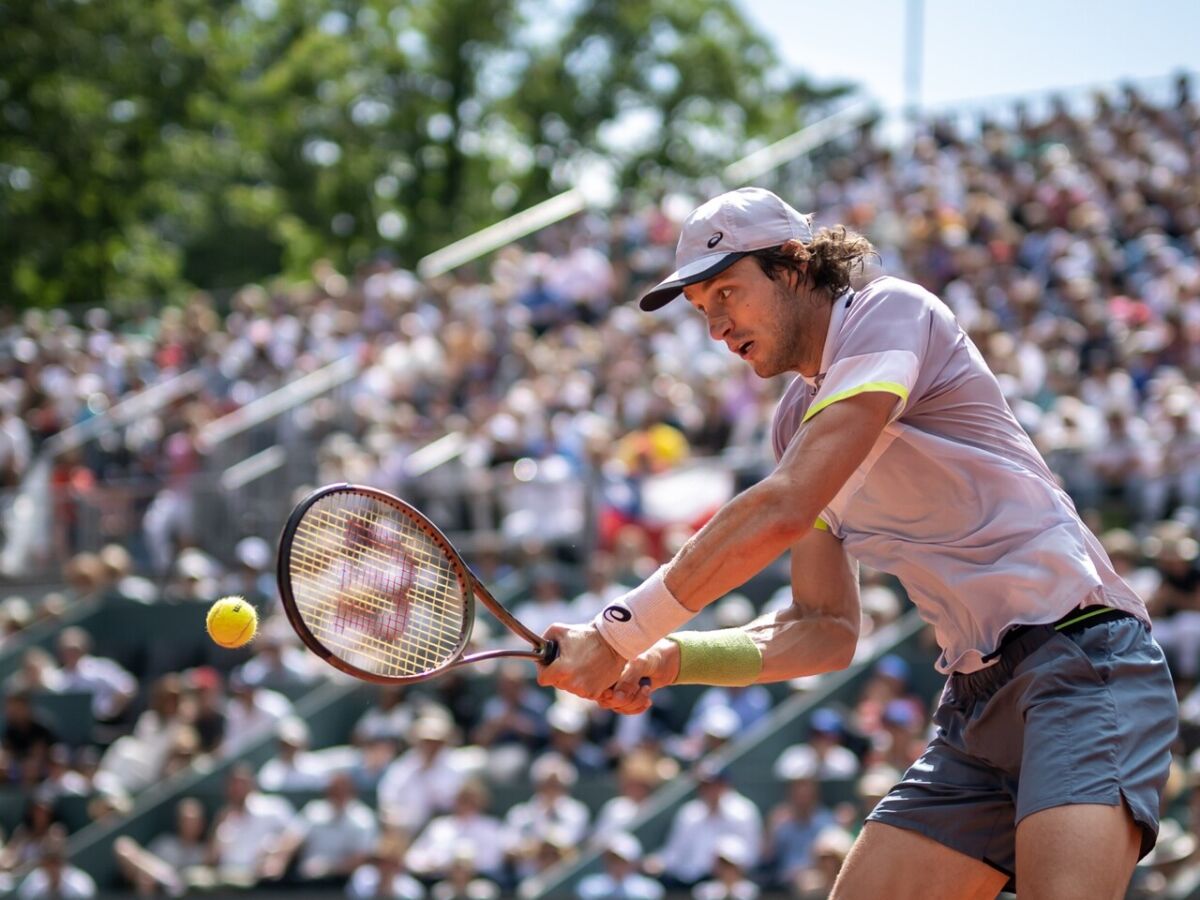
[
  {"xmin": 537, "ymin": 622, "xmax": 626, "ymax": 700},
  {"xmin": 597, "ymin": 638, "xmax": 681, "ymax": 715}
]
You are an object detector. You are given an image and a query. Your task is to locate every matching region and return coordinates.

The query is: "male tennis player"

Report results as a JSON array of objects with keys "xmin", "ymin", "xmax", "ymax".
[{"xmin": 538, "ymin": 187, "xmax": 1178, "ymax": 899}]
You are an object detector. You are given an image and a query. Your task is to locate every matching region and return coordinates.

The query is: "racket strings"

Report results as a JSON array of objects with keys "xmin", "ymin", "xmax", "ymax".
[{"xmin": 288, "ymin": 494, "xmax": 468, "ymax": 677}]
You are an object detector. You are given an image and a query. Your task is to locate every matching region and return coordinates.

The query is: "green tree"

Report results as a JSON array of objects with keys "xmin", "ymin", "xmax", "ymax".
[{"xmin": 0, "ymin": 0, "xmax": 844, "ymax": 309}]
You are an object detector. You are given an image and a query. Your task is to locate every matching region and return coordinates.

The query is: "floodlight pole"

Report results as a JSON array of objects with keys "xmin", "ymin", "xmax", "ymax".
[{"xmin": 904, "ymin": 0, "xmax": 925, "ymax": 124}]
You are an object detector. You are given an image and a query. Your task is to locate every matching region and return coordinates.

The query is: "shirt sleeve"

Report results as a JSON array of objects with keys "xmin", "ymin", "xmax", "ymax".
[{"xmin": 803, "ymin": 284, "xmax": 932, "ymax": 426}]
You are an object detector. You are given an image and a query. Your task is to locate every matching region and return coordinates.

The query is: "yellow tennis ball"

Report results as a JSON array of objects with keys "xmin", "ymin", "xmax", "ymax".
[{"xmin": 206, "ymin": 596, "xmax": 258, "ymax": 649}]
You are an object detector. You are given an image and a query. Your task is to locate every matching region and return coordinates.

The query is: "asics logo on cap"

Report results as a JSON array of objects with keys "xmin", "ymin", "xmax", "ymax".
[
  {"xmin": 707, "ymin": 232, "xmax": 723, "ymax": 248},
  {"xmin": 603, "ymin": 605, "xmax": 632, "ymax": 623}
]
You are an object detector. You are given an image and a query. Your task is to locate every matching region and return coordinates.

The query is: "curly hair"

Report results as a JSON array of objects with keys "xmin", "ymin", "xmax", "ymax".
[{"xmin": 750, "ymin": 226, "xmax": 877, "ymax": 297}]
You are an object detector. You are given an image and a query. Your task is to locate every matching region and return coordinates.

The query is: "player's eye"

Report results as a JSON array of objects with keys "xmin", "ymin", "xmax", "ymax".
[{"xmin": 719, "ymin": 288, "xmax": 732, "ymax": 302}]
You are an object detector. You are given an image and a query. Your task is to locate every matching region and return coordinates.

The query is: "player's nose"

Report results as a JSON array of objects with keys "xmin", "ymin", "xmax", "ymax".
[{"xmin": 707, "ymin": 313, "xmax": 733, "ymax": 342}]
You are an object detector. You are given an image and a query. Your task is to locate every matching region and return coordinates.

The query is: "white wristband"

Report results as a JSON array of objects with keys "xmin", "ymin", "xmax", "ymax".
[{"xmin": 593, "ymin": 566, "xmax": 694, "ymax": 660}]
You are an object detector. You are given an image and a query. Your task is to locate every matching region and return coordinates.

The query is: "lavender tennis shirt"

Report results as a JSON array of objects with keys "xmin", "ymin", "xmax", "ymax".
[{"xmin": 771, "ymin": 276, "xmax": 1147, "ymax": 674}]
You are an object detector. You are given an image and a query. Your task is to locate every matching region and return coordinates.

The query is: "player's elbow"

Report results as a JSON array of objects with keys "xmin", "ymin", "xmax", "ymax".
[{"xmin": 826, "ymin": 619, "xmax": 859, "ymax": 670}]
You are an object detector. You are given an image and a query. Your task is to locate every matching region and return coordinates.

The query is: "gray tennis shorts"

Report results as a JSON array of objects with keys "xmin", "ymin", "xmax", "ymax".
[{"xmin": 867, "ymin": 615, "xmax": 1177, "ymax": 882}]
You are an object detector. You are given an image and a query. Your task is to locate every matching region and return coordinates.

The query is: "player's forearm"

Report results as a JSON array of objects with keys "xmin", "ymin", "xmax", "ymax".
[
  {"xmin": 665, "ymin": 474, "xmax": 815, "ymax": 611},
  {"xmin": 744, "ymin": 607, "xmax": 858, "ymax": 681}
]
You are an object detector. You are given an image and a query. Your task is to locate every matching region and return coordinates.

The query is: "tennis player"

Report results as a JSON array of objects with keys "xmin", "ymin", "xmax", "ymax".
[{"xmin": 538, "ymin": 187, "xmax": 1178, "ymax": 899}]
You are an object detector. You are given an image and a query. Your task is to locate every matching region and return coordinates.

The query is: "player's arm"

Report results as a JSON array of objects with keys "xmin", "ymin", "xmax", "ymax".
[
  {"xmin": 540, "ymin": 390, "xmax": 893, "ymax": 699},
  {"xmin": 600, "ymin": 529, "xmax": 859, "ymax": 712},
  {"xmin": 663, "ymin": 389, "xmax": 892, "ymax": 610},
  {"xmin": 747, "ymin": 526, "xmax": 860, "ymax": 681}
]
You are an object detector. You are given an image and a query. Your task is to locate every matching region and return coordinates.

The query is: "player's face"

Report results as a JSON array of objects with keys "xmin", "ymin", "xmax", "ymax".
[{"xmin": 683, "ymin": 256, "xmax": 828, "ymax": 378}]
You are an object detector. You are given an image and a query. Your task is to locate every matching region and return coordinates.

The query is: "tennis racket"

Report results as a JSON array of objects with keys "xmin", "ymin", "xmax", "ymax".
[{"xmin": 277, "ymin": 483, "xmax": 558, "ymax": 684}]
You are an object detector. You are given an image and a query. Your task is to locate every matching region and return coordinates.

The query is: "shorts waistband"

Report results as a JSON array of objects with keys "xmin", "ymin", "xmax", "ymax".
[{"xmin": 954, "ymin": 605, "xmax": 1134, "ymax": 696}]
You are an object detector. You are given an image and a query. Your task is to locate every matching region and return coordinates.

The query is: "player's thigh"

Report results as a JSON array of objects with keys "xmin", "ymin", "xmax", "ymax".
[
  {"xmin": 1014, "ymin": 802, "xmax": 1141, "ymax": 900},
  {"xmin": 831, "ymin": 822, "xmax": 1009, "ymax": 900}
]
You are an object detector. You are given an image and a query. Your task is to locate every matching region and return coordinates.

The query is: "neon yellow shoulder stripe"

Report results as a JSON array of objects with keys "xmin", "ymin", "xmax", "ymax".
[
  {"xmin": 813, "ymin": 518, "xmax": 830, "ymax": 531},
  {"xmin": 802, "ymin": 381, "xmax": 910, "ymax": 423}
]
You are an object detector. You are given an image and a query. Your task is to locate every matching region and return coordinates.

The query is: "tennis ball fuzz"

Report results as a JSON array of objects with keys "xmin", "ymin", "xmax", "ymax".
[{"xmin": 207, "ymin": 596, "xmax": 258, "ymax": 649}]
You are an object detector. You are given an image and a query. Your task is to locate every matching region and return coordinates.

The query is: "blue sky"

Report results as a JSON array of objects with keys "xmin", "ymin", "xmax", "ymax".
[{"xmin": 738, "ymin": 0, "xmax": 1199, "ymax": 113}]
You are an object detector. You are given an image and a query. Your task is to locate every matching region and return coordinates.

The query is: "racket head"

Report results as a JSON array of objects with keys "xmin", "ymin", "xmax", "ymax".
[{"xmin": 277, "ymin": 483, "xmax": 476, "ymax": 684}]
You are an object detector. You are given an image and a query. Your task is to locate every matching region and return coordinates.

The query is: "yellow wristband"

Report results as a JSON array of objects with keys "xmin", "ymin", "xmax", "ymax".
[{"xmin": 668, "ymin": 629, "xmax": 763, "ymax": 686}]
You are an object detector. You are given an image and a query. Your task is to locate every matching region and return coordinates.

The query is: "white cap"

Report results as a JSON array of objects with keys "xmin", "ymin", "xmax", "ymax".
[
  {"xmin": 547, "ymin": 701, "xmax": 588, "ymax": 734},
  {"xmin": 699, "ymin": 705, "xmax": 740, "ymax": 739},
  {"xmin": 605, "ymin": 832, "xmax": 643, "ymax": 862},
  {"xmin": 774, "ymin": 743, "xmax": 820, "ymax": 782},
  {"xmin": 714, "ymin": 835, "xmax": 753, "ymax": 868},
  {"xmin": 640, "ymin": 187, "xmax": 814, "ymax": 311},
  {"xmin": 235, "ymin": 537, "xmax": 272, "ymax": 571}
]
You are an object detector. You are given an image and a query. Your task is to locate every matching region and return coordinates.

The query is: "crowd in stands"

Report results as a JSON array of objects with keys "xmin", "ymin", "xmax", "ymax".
[{"xmin": 1, "ymin": 71, "xmax": 1199, "ymax": 897}]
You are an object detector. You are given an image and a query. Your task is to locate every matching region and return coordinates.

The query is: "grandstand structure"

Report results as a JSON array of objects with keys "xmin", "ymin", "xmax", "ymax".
[{"xmin": 1, "ymin": 71, "xmax": 1198, "ymax": 898}]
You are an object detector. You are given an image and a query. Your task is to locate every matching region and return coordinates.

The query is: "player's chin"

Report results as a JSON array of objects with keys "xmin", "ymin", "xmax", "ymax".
[{"xmin": 748, "ymin": 355, "xmax": 784, "ymax": 379}]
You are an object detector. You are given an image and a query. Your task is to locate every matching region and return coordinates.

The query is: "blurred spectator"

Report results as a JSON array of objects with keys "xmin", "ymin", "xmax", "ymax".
[
  {"xmin": 38, "ymin": 744, "xmax": 89, "ymax": 801},
  {"xmin": 96, "ymin": 673, "xmax": 189, "ymax": 793},
  {"xmin": 577, "ymin": 832, "xmax": 664, "ymax": 900},
  {"xmin": 183, "ymin": 668, "xmax": 226, "ymax": 754},
  {"xmin": 804, "ymin": 708, "xmax": 861, "ymax": 780},
  {"xmin": 669, "ymin": 704, "xmax": 740, "ymax": 765},
  {"xmin": 233, "ymin": 631, "xmax": 318, "ymax": 692},
  {"xmin": 16, "ymin": 832, "xmax": 96, "ymax": 899},
  {"xmin": 514, "ymin": 826, "xmax": 577, "ymax": 897},
  {"xmin": 544, "ymin": 701, "xmax": 607, "ymax": 774},
  {"xmin": 349, "ymin": 735, "xmax": 399, "ymax": 794},
  {"xmin": 377, "ymin": 713, "xmax": 470, "ymax": 833},
  {"xmin": 568, "ymin": 552, "xmax": 631, "ymax": 621},
  {"xmin": 683, "ymin": 680, "xmax": 772, "ymax": 744},
  {"xmin": 511, "ymin": 565, "xmax": 574, "ymax": 639},
  {"xmin": 854, "ymin": 655, "xmax": 923, "ymax": 738},
  {"xmin": 470, "ymin": 663, "xmax": 549, "ymax": 778},
  {"xmin": 691, "ymin": 835, "xmax": 759, "ymax": 900},
  {"xmin": 267, "ymin": 772, "xmax": 379, "ymax": 883},
  {"xmin": 221, "ymin": 674, "xmax": 292, "ymax": 753},
  {"xmin": 868, "ymin": 699, "xmax": 928, "ymax": 772},
  {"xmin": 2, "ymin": 688, "xmax": 57, "ymax": 785},
  {"xmin": 7, "ymin": 648, "xmax": 65, "ymax": 694},
  {"xmin": 210, "ymin": 763, "xmax": 296, "ymax": 888},
  {"xmin": 506, "ymin": 754, "xmax": 590, "ymax": 876},
  {"xmin": 54, "ymin": 626, "xmax": 136, "ymax": 724},
  {"xmin": 592, "ymin": 750, "xmax": 664, "ymax": 843},
  {"xmin": 766, "ymin": 745, "xmax": 837, "ymax": 885},
  {"xmin": 1101, "ymin": 529, "xmax": 1161, "ymax": 603},
  {"xmin": 113, "ymin": 797, "xmax": 212, "ymax": 896},
  {"xmin": 428, "ymin": 848, "xmax": 501, "ymax": 900},
  {"xmin": 791, "ymin": 827, "xmax": 855, "ymax": 900},
  {"xmin": 223, "ymin": 537, "xmax": 276, "ymax": 609},
  {"xmin": 353, "ymin": 686, "xmax": 414, "ymax": 745},
  {"xmin": 346, "ymin": 834, "xmax": 426, "ymax": 899},
  {"xmin": 648, "ymin": 764, "xmax": 762, "ymax": 889},
  {"xmin": 406, "ymin": 780, "xmax": 507, "ymax": 882},
  {"xmin": 257, "ymin": 716, "xmax": 332, "ymax": 793},
  {"xmin": 0, "ymin": 799, "xmax": 62, "ymax": 870}
]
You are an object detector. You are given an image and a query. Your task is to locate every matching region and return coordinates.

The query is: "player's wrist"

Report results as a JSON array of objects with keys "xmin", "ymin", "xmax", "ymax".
[
  {"xmin": 667, "ymin": 628, "xmax": 763, "ymax": 686},
  {"xmin": 653, "ymin": 637, "xmax": 682, "ymax": 684},
  {"xmin": 592, "ymin": 566, "xmax": 694, "ymax": 660}
]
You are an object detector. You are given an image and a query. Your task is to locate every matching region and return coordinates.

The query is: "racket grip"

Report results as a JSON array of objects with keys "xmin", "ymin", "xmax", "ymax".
[{"xmin": 540, "ymin": 639, "xmax": 559, "ymax": 666}]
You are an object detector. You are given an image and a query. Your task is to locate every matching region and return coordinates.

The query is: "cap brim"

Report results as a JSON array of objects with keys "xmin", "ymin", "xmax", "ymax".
[{"xmin": 638, "ymin": 251, "xmax": 748, "ymax": 311}]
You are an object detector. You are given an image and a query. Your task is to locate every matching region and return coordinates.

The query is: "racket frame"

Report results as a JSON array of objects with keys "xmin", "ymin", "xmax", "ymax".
[{"xmin": 278, "ymin": 483, "xmax": 558, "ymax": 684}]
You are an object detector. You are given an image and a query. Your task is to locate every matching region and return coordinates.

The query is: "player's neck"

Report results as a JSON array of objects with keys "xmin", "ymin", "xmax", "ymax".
[{"xmin": 793, "ymin": 287, "xmax": 835, "ymax": 377}]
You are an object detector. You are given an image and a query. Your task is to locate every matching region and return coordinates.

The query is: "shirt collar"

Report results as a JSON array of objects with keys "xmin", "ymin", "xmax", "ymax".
[{"xmin": 800, "ymin": 288, "xmax": 854, "ymax": 388}]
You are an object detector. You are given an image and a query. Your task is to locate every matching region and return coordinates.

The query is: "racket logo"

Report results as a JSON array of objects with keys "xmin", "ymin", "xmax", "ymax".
[{"xmin": 603, "ymin": 605, "xmax": 632, "ymax": 623}]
